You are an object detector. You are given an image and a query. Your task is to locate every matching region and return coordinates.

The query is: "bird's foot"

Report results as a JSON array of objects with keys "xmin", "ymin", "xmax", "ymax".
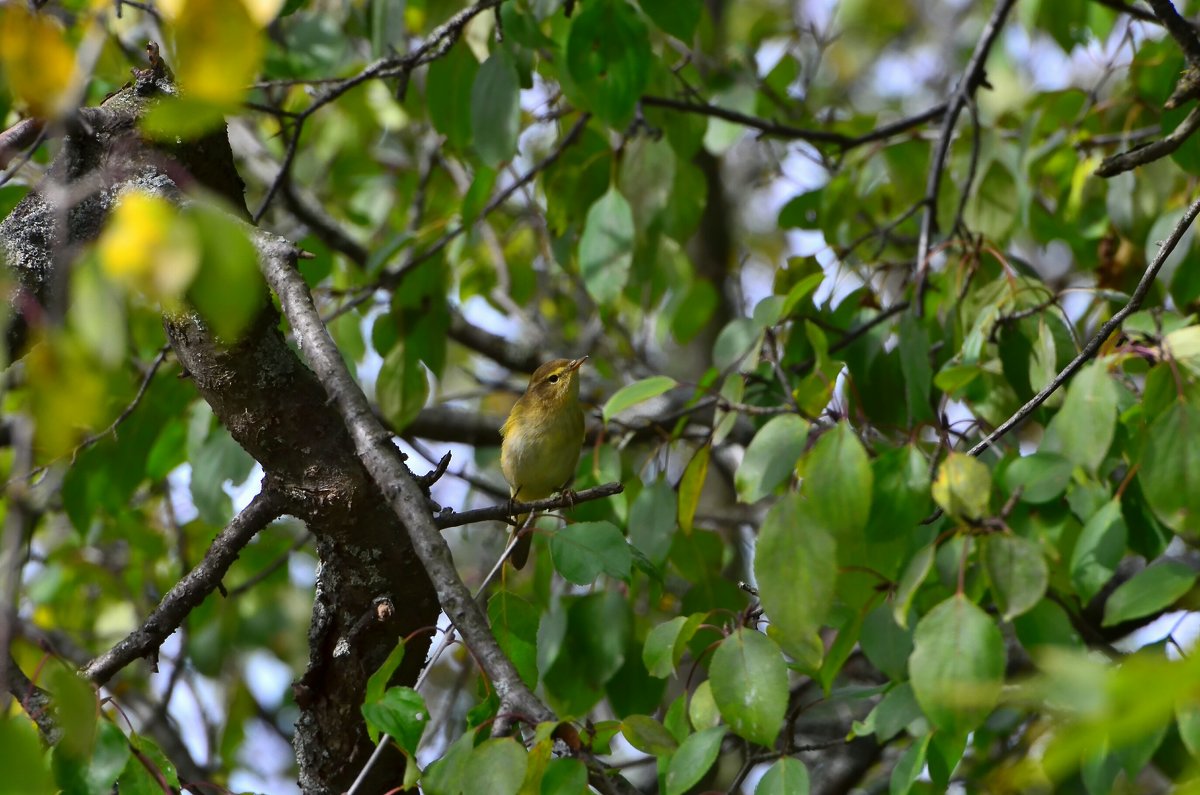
[{"xmin": 558, "ymin": 488, "xmax": 578, "ymax": 509}]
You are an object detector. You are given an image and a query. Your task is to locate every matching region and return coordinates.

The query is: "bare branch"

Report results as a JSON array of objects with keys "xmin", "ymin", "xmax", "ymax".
[
  {"xmin": 1146, "ymin": 0, "xmax": 1200, "ymax": 63},
  {"xmin": 4, "ymin": 654, "xmax": 60, "ymax": 743},
  {"xmin": 913, "ymin": 0, "xmax": 1020, "ymax": 315},
  {"xmin": 82, "ymin": 490, "xmax": 284, "ymax": 686},
  {"xmin": 641, "ymin": 94, "xmax": 946, "ymax": 151},
  {"xmin": 967, "ymin": 191, "xmax": 1200, "ymax": 459},
  {"xmin": 1094, "ymin": 105, "xmax": 1200, "ymax": 176}
]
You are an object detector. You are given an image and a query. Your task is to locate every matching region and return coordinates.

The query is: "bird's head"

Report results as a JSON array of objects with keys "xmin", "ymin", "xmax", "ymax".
[{"xmin": 525, "ymin": 356, "xmax": 587, "ymax": 408}]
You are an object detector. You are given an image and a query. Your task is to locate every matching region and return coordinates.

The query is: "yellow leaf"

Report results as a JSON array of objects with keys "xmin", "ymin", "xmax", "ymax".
[
  {"xmin": 98, "ymin": 191, "xmax": 199, "ymax": 301},
  {"xmin": 173, "ymin": 0, "xmax": 265, "ymax": 105},
  {"xmin": 0, "ymin": 6, "xmax": 78, "ymax": 118}
]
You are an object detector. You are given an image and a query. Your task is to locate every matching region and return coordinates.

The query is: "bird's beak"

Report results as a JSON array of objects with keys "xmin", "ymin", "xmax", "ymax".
[{"xmin": 568, "ymin": 356, "xmax": 588, "ymax": 371}]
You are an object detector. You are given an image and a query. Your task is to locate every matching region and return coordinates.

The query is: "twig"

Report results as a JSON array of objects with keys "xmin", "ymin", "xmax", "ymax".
[
  {"xmin": 252, "ymin": 0, "xmax": 506, "ymax": 221},
  {"xmin": 913, "ymin": 0, "xmax": 1019, "ymax": 315},
  {"xmin": 81, "ymin": 490, "xmax": 284, "ymax": 685},
  {"xmin": 640, "ymin": 95, "xmax": 946, "ymax": 151},
  {"xmin": 1089, "ymin": 0, "xmax": 1165, "ymax": 24},
  {"xmin": 226, "ymin": 532, "xmax": 310, "ymax": 598},
  {"xmin": 329, "ymin": 113, "xmax": 590, "ymax": 320},
  {"xmin": 434, "ymin": 482, "xmax": 623, "ymax": 529},
  {"xmin": 963, "ymin": 193, "xmax": 1200, "ymax": 459},
  {"xmin": 1094, "ymin": 105, "xmax": 1200, "ymax": 176},
  {"xmin": 1146, "ymin": 0, "xmax": 1200, "ymax": 63},
  {"xmin": 0, "ymin": 417, "xmax": 33, "ymax": 719},
  {"xmin": 20, "ymin": 346, "xmax": 171, "ymax": 483}
]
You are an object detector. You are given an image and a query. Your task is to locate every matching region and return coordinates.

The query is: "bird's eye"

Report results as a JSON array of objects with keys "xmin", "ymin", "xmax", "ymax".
[{"xmin": 548, "ymin": 374, "xmax": 559, "ymax": 383}]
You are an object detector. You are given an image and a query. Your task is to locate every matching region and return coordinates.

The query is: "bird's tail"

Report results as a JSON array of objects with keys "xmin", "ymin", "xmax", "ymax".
[{"xmin": 510, "ymin": 522, "xmax": 532, "ymax": 569}]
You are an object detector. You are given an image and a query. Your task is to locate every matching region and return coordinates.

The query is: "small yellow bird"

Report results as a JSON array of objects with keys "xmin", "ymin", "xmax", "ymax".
[{"xmin": 500, "ymin": 356, "xmax": 588, "ymax": 568}]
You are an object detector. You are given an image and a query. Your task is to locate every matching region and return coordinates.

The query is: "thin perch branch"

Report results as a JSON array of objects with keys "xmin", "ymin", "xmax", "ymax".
[
  {"xmin": 435, "ymin": 482, "xmax": 624, "ymax": 529},
  {"xmin": 82, "ymin": 489, "xmax": 284, "ymax": 685}
]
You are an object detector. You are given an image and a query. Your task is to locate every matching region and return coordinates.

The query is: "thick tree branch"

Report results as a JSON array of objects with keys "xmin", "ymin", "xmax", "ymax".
[
  {"xmin": 82, "ymin": 489, "xmax": 284, "ymax": 686},
  {"xmin": 258, "ymin": 236, "xmax": 552, "ymax": 715},
  {"xmin": 256, "ymin": 234, "xmax": 637, "ymax": 791},
  {"xmin": 913, "ymin": 0, "xmax": 1019, "ymax": 315},
  {"xmin": 435, "ymin": 482, "xmax": 624, "ymax": 529}
]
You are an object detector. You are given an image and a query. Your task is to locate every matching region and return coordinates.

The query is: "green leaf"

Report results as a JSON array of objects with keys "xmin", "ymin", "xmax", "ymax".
[
  {"xmin": 1177, "ymin": 701, "xmax": 1200, "ymax": 759},
  {"xmin": 709, "ymin": 629, "xmax": 788, "ymax": 747},
  {"xmin": 1102, "ymin": 560, "xmax": 1197, "ymax": 627},
  {"xmin": 602, "ymin": 376, "xmax": 677, "ymax": 421},
  {"xmin": 890, "ymin": 733, "xmax": 930, "ymax": 795},
  {"xmin": 860, "ymin": 606, "xmax": 914, "ymax": 681},
  {"xmin": 866, "ymin": 445, "xmax": 932, "ymax": 542},
  {"xmin": 642, "ymin": 615, "xmax": 702, "ymax": 678},
  {"xmin": 361, "ymin": 687, "xmax": 428, "ymax": 756},
  {"xmin": 755, "ymin": 756, "xmax": 810, "ymax": 795},
  {"xmin": 540, "ymin": 757, "xmax": 588, "ymax": 795},
  {"xmin": 801, "ymin": 422, "xmax": 873, "ymax": 542},
  {"xmin": 871, "ymin": 683, "xmax": 923, "ymax": 742},
  {"xmin": 894, "ymin": 544, "xmax": 935, "ymax": 628},
  {"xmin": 664, "ymin": 726, "xmax": 726, "ymax": 795},
  {"xmin": 565, "ymin": 0, "xmax": 651, "ymax": 127},
  {"xmin": 687, "ymin": 680, "xmax": 719, "ymax": 731},
  {"xmin": 932, "ymin": 453, "xmax": 991, "ymax": 522},
  {"xmin": 898, "ymin": 314, "xmax": 933, "ymax": 424},
  {"xmin": 909, "ymin": 595, "xmax": 1005, "ymax": 736},
  {"xmin": 422, "ymin": 730, "xmax": 474, "ymax": 795},
  {"xmin": 735, "ymin": 414, "xmax": 809, "ymax": 503},
  {"xmin": 755, "ymin": 493, "xmax": 836, "ymax": 668},
  {"xmin": 1042, "ymin": 360, "xmax": 1118, "ymax": 473},
  {"xmin": 463, "ymin": 737, "xmax": 527, "ymax": 795},
  {"xmin": 549, "ymin": 521, "xmax": 632, "ymax": 585},
  {"xmin": 1001, "ymin": 452, "xmax": 1074, "ymax": 504},
  {"xmin": 579, "ymin": 187, "xmax": 635, "ymax": 305},
  {"xmin": 629, "ymin": 477, "xmax": 677, "ymax": 566},
  {"xmin": 639, "ymin": 0, "xmax": 701, "ymax": 40},
  {"xmin": 678, "ymin": 446, "xmax": 709, "ymax": 534},
  {"xmin": 377, "ymin": 343, "xmax": 429, "ymax": 432},
  {"xmin": 426, "ymin": 43, "xmax": 478, "ymax": 150},
  {"xmin": 1138, "ymin": 400, "xmax": 1200, "ymax": 539},
  {"xmin": 1070, "ymin": 499, "xmax": 1127, "ymax": 603},
  {"xmin": 364, "ymin": 639, "xmax": 405, "ymax": 708},
  {"xmin": 981, "ymin": 534, "xmax": 1048, "ymax": 620},
  {"xmin": 1013, "ymin": 598, "xmax": 1083, "ymax": 653},
  {"xmin": 470, "ymin": 51, "xmax": 521, "ymax": 167},
  {"xmin": 963, "ymin": 160, "xmax": 1018, "ymax": 240},
  {"xmin": 488, "ymin": 591, "xmax": 540, "ymax": 687},
  {"xmin": 187, "ymin": 204, "xmax": 266, "ymax": 342},
  {"xmin": 621, "ymin": 715, "xmax": 678, "ymax": 756}
]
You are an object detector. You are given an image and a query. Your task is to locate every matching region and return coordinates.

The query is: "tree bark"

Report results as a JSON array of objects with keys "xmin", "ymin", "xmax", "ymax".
[{"xmin": 0, "ymin": 61, "xmax": 439, "ymax": 794}]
